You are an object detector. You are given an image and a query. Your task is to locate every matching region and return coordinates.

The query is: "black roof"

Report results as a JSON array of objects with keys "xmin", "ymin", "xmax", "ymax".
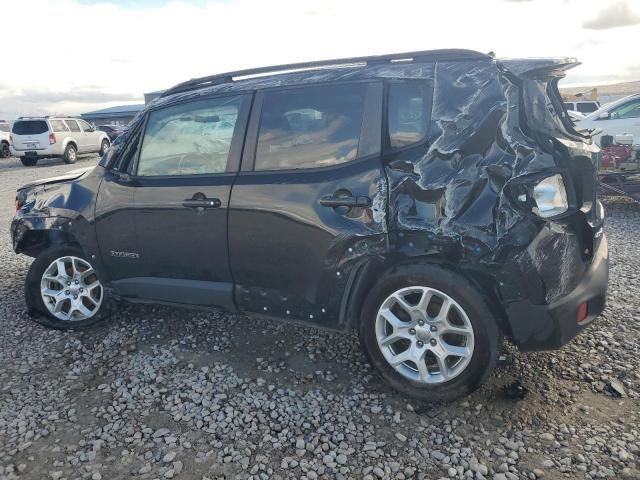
[{"xmin": 161, "ymin": 49, "xmax": 491, "ymax": 98}]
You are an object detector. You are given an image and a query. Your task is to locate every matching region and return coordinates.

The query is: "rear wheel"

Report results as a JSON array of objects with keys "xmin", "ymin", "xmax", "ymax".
[
  {"xmin": 1, "ymin": 143, "xmax": 10, "ymax": 159},
  {"xmin": 99, "ymin": 139, "xmax": 110, "ymax": 156},
  {"xmin": 359, "ymin": 263, "xmax": 499, "ymax": 401},
  {"xmin": 25, "ymin": 246, "xmax": 114, "ymax": 329},
  {"xmin": 63, "ymin": 144, "xmax": 77, "ymax": 164},
  {"xmin": 20, "ymin": 157, "xmax": 38, "ymax": 166}
]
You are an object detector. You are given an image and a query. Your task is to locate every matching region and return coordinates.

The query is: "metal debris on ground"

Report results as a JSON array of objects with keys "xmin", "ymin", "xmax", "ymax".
[{"xmin": 502, "ymin": 380, "xmax": 528, "ymax": 399}]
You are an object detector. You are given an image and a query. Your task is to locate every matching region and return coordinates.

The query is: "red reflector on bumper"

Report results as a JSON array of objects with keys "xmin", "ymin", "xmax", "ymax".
[{"xmin": 577, "ymin": 302, "xmax": 588, "ymax": 323}]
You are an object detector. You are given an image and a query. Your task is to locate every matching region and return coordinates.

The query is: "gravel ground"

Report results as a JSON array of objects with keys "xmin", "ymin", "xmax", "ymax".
[{"xmin": 0, "ymin": 156, "xmax": 638, "ymax": 480}]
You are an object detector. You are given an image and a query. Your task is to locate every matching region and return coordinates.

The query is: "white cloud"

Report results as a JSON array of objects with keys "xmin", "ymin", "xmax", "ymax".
[
  {"xmin": 583, "ymin": 0, "xmax": 640, "ymax": 29},
  {"xmin": 1, "ymin": 0, "xmax": 639, "ymax": 119}
]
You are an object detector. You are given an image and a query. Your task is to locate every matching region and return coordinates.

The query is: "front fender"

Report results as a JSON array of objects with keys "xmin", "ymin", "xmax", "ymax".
[
  {"xmin": 11, "ymin": 168, "xmax": 104, "ymax": 269},
  {"xmin": 12, "ymin": 214, "xmax": 91, "ymax": 257}
]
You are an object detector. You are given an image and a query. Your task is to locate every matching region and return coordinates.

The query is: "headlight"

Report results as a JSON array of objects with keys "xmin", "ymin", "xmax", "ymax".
[{"xmin": 532, "ymin": 174, "xmax": 568, "ymax": 218}]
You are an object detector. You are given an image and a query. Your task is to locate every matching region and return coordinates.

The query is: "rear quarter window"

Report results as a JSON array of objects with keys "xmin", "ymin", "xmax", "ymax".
[
  {"xmin": 12, "ymin": 120, "xmax": 49, "ymax": 135},
  {"xmin": 50, "ymin": 120, "xmax": 70, "ymax": 132},
  {"xmin": 387, "ymin": 81, "xmax": 432, "ymax": 149}
]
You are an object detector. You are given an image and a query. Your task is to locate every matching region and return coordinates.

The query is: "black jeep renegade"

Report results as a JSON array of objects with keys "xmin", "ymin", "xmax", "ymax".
[{"xmin": 11, "ymin": 50, "xmax": 608, "ymax": 401}]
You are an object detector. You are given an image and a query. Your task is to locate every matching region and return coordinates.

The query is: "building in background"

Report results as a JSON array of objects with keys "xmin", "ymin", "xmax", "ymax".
[
  {"xmin": 80, "ymin": 90, "xmax": 166, "ymax": 127},
  {"xmin": 81, "ymin": 104, "xmax": 144, "ymax": 127}
]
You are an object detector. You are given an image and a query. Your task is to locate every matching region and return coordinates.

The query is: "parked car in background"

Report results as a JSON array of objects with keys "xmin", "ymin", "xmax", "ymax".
[
  {"xmin": 10, "ymin": 117, "xmax": 111, "ymax": 166},
  {"xmin": 563, "ymin": 100, "xmax": 600, "ymax": 115},
  {"xmin": 573, "ymin": 94, "xmax": 640, "ymax": 147},
  {"xmin": 96, "ymin": 125, "xmax": 124, "ymax": 142},
  {"xmin": 0, "ymin": 121, "xmax": 11, "ymax": 158},
  {"xmin": 11, "ymin": 50, "xmax": 607, "ymax": 401}
]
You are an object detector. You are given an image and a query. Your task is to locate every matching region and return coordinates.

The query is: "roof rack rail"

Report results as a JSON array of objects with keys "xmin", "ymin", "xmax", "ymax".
[{"xmin": 161, "ymin": 49, "xmax": 489, "ymax": 98}]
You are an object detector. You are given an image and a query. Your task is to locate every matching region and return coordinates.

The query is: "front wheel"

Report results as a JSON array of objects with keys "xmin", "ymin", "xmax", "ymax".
[
  {"xmin": 359, "ymin": 263, "xmax": 499, "ymax": 402},
  {"xmin": 25, "ymin": 246, "xmax": 114, "ymax": 329}
]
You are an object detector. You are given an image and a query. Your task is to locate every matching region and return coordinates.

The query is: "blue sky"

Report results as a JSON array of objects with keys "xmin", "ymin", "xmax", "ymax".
[{"xmin": 1, "ymin": 0, "xmax": 639, "ymax": 119}]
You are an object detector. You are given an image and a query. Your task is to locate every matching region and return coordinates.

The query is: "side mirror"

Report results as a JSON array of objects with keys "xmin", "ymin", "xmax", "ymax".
[{"xmin": 598, "ymin": 112, "xmax": 610, "ymax": 120}]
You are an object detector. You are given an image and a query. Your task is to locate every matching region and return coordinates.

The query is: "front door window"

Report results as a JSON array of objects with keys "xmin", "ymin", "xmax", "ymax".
[{"xmin": 137, "ymin": 96, "xmax": 243, "ymax": 176}]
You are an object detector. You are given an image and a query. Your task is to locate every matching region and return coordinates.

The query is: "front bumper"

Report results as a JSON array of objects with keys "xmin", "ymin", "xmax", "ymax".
[{"xmin": 504, "ymin": 233, "xmax": 608, "ymax": 350}]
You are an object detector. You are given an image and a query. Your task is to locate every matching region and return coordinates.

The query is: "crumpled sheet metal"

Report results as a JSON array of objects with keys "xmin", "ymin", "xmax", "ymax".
[{"xmin": 388, "ymin": 59, "xmax": 593, "ymax": 303}]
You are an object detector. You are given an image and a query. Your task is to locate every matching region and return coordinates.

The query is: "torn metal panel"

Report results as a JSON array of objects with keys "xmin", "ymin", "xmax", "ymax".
[{"xmin": 383, "ymin": 58, "xmax": 603, "ymax": 325}]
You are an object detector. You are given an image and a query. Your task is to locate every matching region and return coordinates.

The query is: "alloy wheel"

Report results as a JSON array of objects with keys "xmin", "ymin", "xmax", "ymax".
[
  {"xmin": 375, "ymin": 286, "xmax": 475, "ymax": 384},
  {"xmin": 40, "ymin": 256, "xmax": 103, "ymax": 321}
]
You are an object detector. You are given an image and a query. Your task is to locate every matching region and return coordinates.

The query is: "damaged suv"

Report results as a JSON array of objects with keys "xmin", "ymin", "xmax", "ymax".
[{"xmin": 11, "ymin": 50, "xmax": 608, "ymax": 401}]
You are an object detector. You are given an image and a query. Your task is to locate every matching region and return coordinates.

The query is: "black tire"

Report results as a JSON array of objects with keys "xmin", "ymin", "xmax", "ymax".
[
  {"xmin": 63, "ymin": 144, "xmax": 77, "ymax": 164},
  {"xmin": 99, "ymin": 139, "xmax": 110, "ymax": 156},
  {"xmin": 20, "ymin": 157, "xmax": 38, "ymax": 166},
  {"xmin": 358, "ymin": 263, "xmax": 499, "ymax": 402},
  {"xmin": 25, "ymin": 245, "xmax": 115, "ymax": 329},
  {"xmin": 1, "ymin": 142, "xmax": 10, "ymax": 159}
]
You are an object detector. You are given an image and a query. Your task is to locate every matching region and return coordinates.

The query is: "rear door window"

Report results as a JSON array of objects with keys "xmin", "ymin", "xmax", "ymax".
[
  {"xmin": 65, "ymin": 120, "xmax": 81, "ymax": 132},
  {"xmin": 254, "ymin": 83, "xmax": 368, "ymax": 171},
  {"xmin": 387, "ymin": 81, "xmax": 432, "ymax": 149},
  {"xmin": 12, "ymin": 120, "xmax": 49, "ymax": 135},
  {"xmin": 136, "ymin": 95, "xmax": 243, "ymax": 176},
  {"xmin": 50, "ymin": 120, "xmax": 69, "ymax": 132},
  {"xmin": 0, "ymin": 124, "xmax": 9, "ymax": 133}
]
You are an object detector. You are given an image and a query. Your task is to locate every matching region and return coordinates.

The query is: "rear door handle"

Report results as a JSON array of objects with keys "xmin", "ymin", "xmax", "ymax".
[
  {"xmin": 320, "ymin": 195, "xmax": 371, "ymax": 208},
  {"xmin": 183, "ymin": 197, "xmax": 221, "ymax": 209}
]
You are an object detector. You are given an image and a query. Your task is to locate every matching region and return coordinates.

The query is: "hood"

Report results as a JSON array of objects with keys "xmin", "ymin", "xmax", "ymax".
[{"xmin": 19, "ymin": 166, "xmax": 95, "ymax": 191}]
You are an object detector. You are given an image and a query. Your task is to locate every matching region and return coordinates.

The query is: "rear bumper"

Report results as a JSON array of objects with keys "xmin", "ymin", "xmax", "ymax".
[
  {"xmin": 504, "ymin": 234, "xmax": 608, "ymax": 350},
  {"xmin": 11, "ymin": 146, "xmax": 58, "ymax": 157}
]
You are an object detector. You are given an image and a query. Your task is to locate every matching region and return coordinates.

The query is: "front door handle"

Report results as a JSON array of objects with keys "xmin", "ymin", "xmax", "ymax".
[{"xmin": 320, "ymin": 194, "xmax": 371, "ymax": 208}]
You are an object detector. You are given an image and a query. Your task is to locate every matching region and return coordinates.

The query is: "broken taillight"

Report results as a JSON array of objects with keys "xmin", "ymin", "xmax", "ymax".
[
  {"xmin": 577, "ymin": 302, "xmax": 588, "ymax": 323},
  {"xmin": 49, "ymin": 133, "xmax": 56, "ymax": 144},
  {"xmin": 533, "ymin": 174, "xmax": 568, "ymax": 218}
]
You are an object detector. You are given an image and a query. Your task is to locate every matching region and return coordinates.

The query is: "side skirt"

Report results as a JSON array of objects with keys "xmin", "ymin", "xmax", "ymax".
[{"xmin": 110, "ymin": 277, "xmax": 237, "ymax": 312}]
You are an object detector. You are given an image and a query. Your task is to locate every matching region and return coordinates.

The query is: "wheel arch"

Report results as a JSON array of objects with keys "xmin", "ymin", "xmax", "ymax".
[
  {"xmin": 15, "ymin": 228, "xmax": 82, "ymax": 258},
  {"xmin": 342, "ymin": 255, "xmax": 513, "ymax": 339},
  {"xmin": 64, "ymin": 140, "xmax": 78, "ymax": 150}
]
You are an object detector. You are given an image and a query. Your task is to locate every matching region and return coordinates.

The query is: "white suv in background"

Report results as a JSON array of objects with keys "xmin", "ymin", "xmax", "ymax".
[
  {"xmin": 563, "ymin": 100, "xmax": 600, "ymax": 115},
  {"xmin": 10, "ymin": 117, "xmax": 110, "ymax": 166}
]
